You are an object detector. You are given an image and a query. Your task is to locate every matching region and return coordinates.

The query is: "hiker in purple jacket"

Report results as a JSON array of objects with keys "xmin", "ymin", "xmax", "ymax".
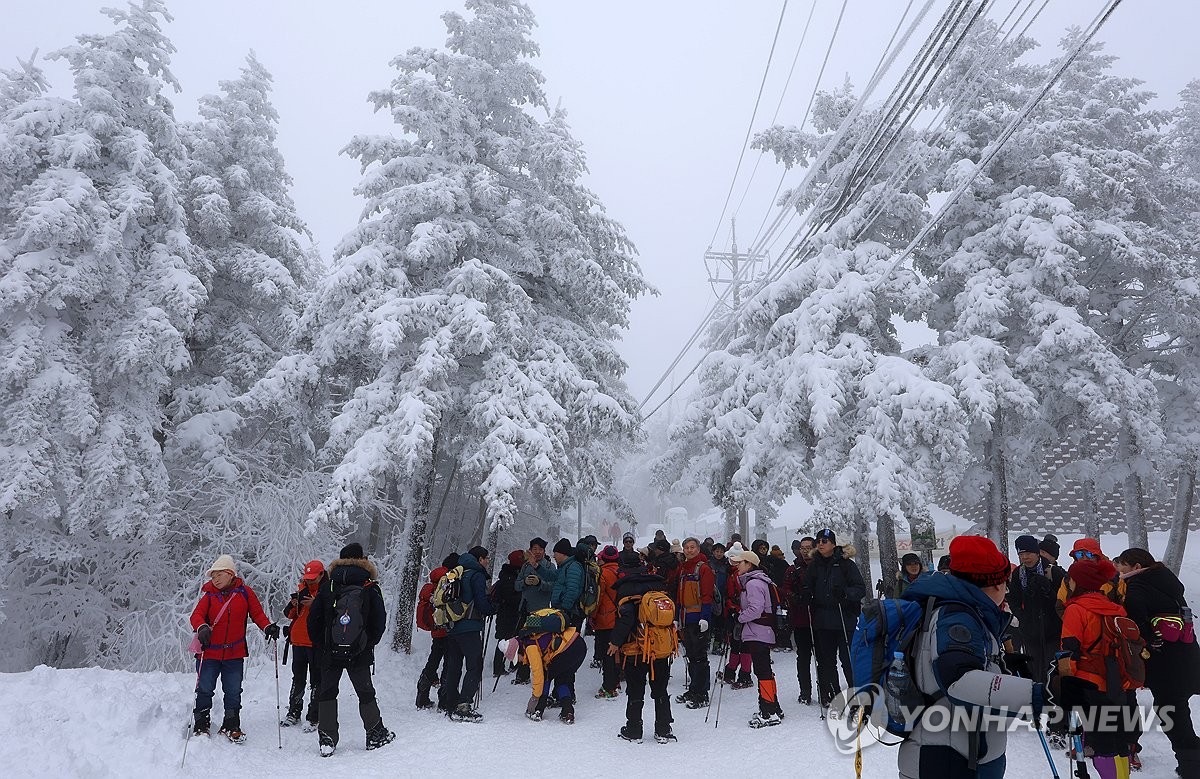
[{"xmin": 729, "ymin": 549, "xmax": 784, "ymax": 728}]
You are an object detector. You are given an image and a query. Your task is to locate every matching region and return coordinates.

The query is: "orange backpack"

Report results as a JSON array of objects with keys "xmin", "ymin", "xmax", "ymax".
[
  {"xmin": 1088, "ymin": 614, "xmax": 1148, "ymax": 698},
  {"xmin": 619, "ymin": 591, "xmax": 679, "ymax": 676}
]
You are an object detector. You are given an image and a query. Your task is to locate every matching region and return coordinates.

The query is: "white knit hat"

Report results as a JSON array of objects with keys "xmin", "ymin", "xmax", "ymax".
[{"xmin": 206, "ymin": 554, "xmax": 237, "ymax": 576}]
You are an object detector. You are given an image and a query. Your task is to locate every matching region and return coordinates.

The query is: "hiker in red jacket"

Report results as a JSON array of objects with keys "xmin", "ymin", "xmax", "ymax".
[
  {"xmin": 189, "ymin": 554, "xmax": 278, "ymax": 742},
  {"xmin": 417, "ymin": 554, "xmax": 458, "ymax": 711}
]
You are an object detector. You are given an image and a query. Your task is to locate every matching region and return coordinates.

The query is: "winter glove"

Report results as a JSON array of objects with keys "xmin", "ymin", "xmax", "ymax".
[
  {"xmin": 264, "ymin": 623, "xmax": 281, "ymax": 641},
  {"xmin": 698, "ymin": 619, "xmax": 710, "ymax": 634},
  {"xmin": 196, "ymin": 624, "xmax": 212, "ymax": 647},
  {"xmin": 526, "ymin": 696, "xmax": 543, "ymax": 720},
  {"xmin": 524, "ymin": 574, "xmax": 541, "ymax": 587}
]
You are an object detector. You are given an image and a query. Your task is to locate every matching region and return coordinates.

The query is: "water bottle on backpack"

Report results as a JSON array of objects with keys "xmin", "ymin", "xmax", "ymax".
[{"xmin": 885, "ymin": 651, "xmax": 914, "ymax": 726}]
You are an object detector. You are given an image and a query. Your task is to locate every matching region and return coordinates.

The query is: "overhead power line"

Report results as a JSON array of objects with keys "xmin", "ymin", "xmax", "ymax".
[{"xmin": 706, "ymin": 0, "xmax": 791, "ymax": 251}]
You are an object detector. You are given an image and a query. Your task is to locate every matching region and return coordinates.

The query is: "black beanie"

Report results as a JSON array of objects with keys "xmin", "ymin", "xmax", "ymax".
[
  {"xmin": 441, "ymin": 552, "xmax": 460, "ymax": 569},
  {"xmin": 901, "ymin": 553, "xmax": 921, "ymax": 567},
  {"xmin": 618, "ymin": 550, "xmax": 643, "ymax": 568},
  {"xmin": 1039, "ymin": 534, "xmax": 1060, "ymax": 560},
  {"xmin": 553, "ymin": 538, "xmax": 574, "ymax": 556},
  {"xmin": 340, "ymin": 542, "xmax": 365, "ymax": 559}
]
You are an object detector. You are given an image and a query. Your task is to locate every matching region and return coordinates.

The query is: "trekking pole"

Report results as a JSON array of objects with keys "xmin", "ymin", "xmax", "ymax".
[
  {"xmin": 705, "ymin": 639, "xmax": 731, "ymax": 723},
  {"xmin": 476, "ymin": 615, "xmax": 494, "ymax": 709},
  {"xmin": 1069, "ymin": 710, "xmax": 1090, "ymax": 779},
  {"xmin": 1036, "ymin": 725, "xmax": 1062, "ymax": 779},
  {"xmin": 181, "ymin": 651, "xmax": 205, "ymax": 769},
  {"xmin": 491, "ymin": 638, "xmax": 506, "ymax": 694},
  {"xmin": 273, "ymin": 638, "xmax": 282, "ymax": 749}
]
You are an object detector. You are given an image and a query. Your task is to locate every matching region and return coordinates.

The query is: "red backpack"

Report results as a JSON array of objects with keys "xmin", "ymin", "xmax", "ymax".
[{"xmin": 416, "ymin": 581, "xmax": 437, "ymax": 633}]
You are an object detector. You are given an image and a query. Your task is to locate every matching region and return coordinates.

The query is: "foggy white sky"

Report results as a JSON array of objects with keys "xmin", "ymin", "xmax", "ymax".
[{"xmin": 5, "ymin": 0, "xmax": 1199, "ymax": 416}]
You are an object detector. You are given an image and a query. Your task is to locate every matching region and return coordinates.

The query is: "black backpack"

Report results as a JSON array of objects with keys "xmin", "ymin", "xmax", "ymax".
[{"xmin": 329, "ymin": 581, "xmax": 371, "ymax": 660}]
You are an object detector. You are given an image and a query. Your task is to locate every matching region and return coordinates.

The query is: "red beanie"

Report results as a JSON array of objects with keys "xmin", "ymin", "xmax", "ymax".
[
  {"xmin": 507, "ymin": 550, "xmax": 526, "ymax": 567},
  {"xmin": 598, "ymin": 545, "xmax": 620, "ymax": 562},
  {"xmin": 1068, "ymin": 557, "xmax": 1116, "ymax": 593},
  {"xmin": 948, "ymin": 536, "xmax": 1010, "ymax": 588}
]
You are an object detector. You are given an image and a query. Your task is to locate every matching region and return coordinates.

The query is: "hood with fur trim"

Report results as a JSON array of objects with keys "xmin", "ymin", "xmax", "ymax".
[
  {"xmin": 805, "ymin": 543, "xmax": 857, "ymax": 561},
  {"xmin": 328, "ymin": 557, "xmax": 379, "ymax": 581}
]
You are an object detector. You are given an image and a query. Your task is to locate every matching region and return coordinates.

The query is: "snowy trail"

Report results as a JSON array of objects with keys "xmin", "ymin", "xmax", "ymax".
[{"xmin": 1, "ymin": 640, "xmax": 1188, "ymax": 778}]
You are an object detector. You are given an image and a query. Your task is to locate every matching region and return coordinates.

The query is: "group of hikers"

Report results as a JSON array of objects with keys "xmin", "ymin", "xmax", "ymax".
[{"xmin": 186, "ymin": 528, "xmax": 1200, "ymax": 778}]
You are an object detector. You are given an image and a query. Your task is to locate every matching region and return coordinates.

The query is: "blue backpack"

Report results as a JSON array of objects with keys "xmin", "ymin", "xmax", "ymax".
[{"xmin": 849, "ymin": 597, "xmax": 929, "ymax": 739}]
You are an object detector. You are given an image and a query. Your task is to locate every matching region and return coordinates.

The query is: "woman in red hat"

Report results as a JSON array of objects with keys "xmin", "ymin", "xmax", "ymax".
[
  {"xmin": 1059, "ymin": 554, "xmax": 1139, "ymax": 779},
  {"xmin": 281, "ymin": 559, "xmax": 328, "ymax": 730}
]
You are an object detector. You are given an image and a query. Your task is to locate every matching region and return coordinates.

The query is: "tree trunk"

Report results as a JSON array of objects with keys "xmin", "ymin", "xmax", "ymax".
[
  {"xmin": 908, "ymin": 510, "xmax": 937, "ymax": 570},
  {"xmin": 1119, "ymin": 428, "xmax": 1149, "ymax": 549},
  {"xmin": 391, "ymin": 440, "xmax": 439, "ymax": 655},
  {"xmin": 1082, "ymin": 477, "xmax": 1100, "ymax": 539},
  {"xmin": 470, "ymin": 495, "xmax": 488, "ymax": 548},
  {"xmin": 1164, "ymin": 467, "xmax": 1195, "ymax": 576},
  {"xmin": 987, "ymin": 412, "xmax": 1010, "ymax": 549},
  {"xmin": 852, "ymin": 511, "xmax": 872, "ymax": 600},
  {"xmin": 875, "ymin": 512, "xmax": 899, "ymax": 601}
]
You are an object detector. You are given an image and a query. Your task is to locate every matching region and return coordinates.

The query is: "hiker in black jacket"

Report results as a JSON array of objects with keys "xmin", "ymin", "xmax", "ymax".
[
  {"xmin": 803, "ymin": 528, "xmax": 864, "ymax": 708},
  {"xmin": 307, "ymin": 542, "xmax": 394, "ymax": 758},
  {"xmin": 491, "ymin": 550, "xmax": 525, "ymax": 677},
  {"xmin": 609, "ymin": 551, "xmax": 676, "ymax": 743}
]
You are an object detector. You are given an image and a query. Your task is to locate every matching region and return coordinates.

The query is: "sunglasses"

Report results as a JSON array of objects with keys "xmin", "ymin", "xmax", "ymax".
[{"xmin": 1070, "ymin": 549, "xmax": 1099, "ymax": 560}]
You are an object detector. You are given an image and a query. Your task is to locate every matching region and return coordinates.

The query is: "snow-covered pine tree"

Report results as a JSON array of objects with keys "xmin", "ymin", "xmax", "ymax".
[
  {"xmin": 249, "ymin": 0, "xmax": 649, "ymax": 653},
  {"xmin": 110, "ymin": 51, "xmax": 335, "ymax": 670},
  {"xmin": 658, "ymin": 84, "xmax": 961, "ymax": 587},
  {"xmin": 1159, "ymin": 80, "xmax": 1200, "ymax": 573},
  {"xmin": 919, "ymin": 31, "xmax": 1166, "ymax": 548},
  {"xmin": 0, "ymin": 1, "xmax": 206, "ymax": 669}
]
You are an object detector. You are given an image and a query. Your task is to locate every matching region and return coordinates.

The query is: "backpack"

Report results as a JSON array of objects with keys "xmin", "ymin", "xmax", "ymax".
[
  {"xmin": 708, "ymin": 562, "xmax": 724, "ymax": 617},
  {"xmin": 580, "ymin": 560, "xmax": 602, "ymax": 616},
  {"xmin": 1089, "ymin": 614, "xmax": 1148, "ymax": 699},
  {"xmin": 432, "ymin": 566, "xmax": 474, "ymax": 628},
  {"xmin": 618, "ymin": 591, "xmax": 679, "ymax": 674},
  {"xmin": 849, "ymin": 597, "xmax": 929, "ymax": 739},
  {"xmin": 751, "ymin": 579, "xmax": 783, "ymax": 627},
  {"xmin": 416, "ymin": 580, "xmax": 437, "ymax": 633},
  {"xmin": 329, "ymin": 581, "xmax": 372, "ymax": 660},
  {"xmin": 520, "ymin": 608, "xmax": 567, "ymax": 636}
]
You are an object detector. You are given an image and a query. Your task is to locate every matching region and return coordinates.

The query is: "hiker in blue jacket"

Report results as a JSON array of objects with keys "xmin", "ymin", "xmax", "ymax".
[
  {"xmin": 440, "ymin": 546, "xmax": 496, "ymax": 723},
  {"xmin": 551, "ymin": 538, "xmax": 586, "ymax": 628},
  {"xmin": 897, "ymin": 535, "xmax": 1043, "ymax": 779}
]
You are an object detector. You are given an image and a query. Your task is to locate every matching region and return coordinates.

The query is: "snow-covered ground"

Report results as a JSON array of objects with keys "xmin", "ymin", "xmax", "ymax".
[{"xmin": 3, "ymin": 530, "xmax": 1196, "ymax": 778}]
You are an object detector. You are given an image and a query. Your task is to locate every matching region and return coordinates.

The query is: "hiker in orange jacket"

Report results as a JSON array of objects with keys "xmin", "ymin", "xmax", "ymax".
[
  {"xmin": 1059, "ymin": 554, "xmax": 1139, "ymax": 778},
  {"xmin": 281, "ymin": 560, "xmax": 327, "ymax": 730},
  {"xmin": 591, "ymin": 545, "xmax": 621, "ymax": 698}
]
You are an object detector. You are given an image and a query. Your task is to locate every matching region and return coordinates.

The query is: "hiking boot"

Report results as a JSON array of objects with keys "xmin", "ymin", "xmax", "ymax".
[
  {"xmin": 546, "ymin": 697, "xmax": 561, "ymax": 709},
  {"xmin": 1130, "ymin": 750, "xmax": 1142, "ymax": 772},
  {"xmin": 1047, "ymin": 732, "xmax": 1068, "ymax": 749},
  {"xmin": 749, "ymin": 711, "xmax": 782, "ymax": 728},
  {"xmin": 281, "ymin": 712, "xmax": 301, "ymax": 727},
  {"xmin": 736, "ymin": 670, "xmax": 752, "ymax": 686},
  {"xmin": 365, "ymin": 722, "xmax": 396, "ymax": 750},
  {"xmin": 302, "ymin": 720, "xmax": 318, "ymax": 733},
  {"xmin": 589, "ymin": 658, "xmax": 603, "ymax": 669},
  {"xmin": 559, "ymin": 702, "xmax": 575, "ymax": 724},
  {"xmin": 416, "ymin": 696, "xmax": 435, "ymax": 710},
  {"xmin": 674, "ymin": 692, "xmax": 695, "ymax": 705},
  {"xmin": 731, "ymin": 679, "xmax": 753, "ymax": 690},
  {"xmin": 449, "ymin": 703, "xmax": 483, "ymax": 723},
  {"xmin": 319, "ymin": 734, "xmax": 336, "ymax": 758},
  {"xmin": 193, "ymin": 709, "xmax": 211, "ymax": 737},
  {"xmin": 798, "ymin": 691, "xmax": 812, "ymax": 706},
  {"xmin": 618, "ymin": 725, "xmax": 643, "ymax": 743},
  {"xmin": 685, "ymin": 694, "xmax": 710, "ymax": 709},
  {"xmin": 655, "ymin": 730, "xmax": 678, "ymax": 743},
  {"xmin": 218, "ymin": 711, "xmax": 246, "ymax": 744},
  {"xmin": 595, "ymin": 688, "xmax": 619, "ymax": 700},
  {"xmin": 721, "ymin": 668, "xmax": 737, "ymax": 684}
]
